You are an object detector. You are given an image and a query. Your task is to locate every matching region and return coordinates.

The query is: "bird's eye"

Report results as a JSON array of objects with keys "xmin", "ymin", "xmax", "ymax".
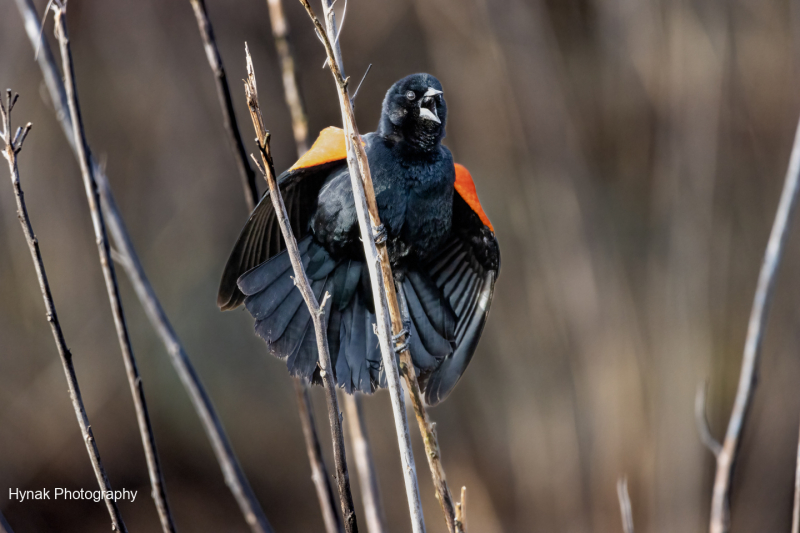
[{"xmin": 405, "ymin": 91, "xmax": 416, "ymax": 101}]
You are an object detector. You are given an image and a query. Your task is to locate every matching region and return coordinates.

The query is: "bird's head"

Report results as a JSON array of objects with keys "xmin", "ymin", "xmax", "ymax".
[{"xmin": 378, "ymin": 73, "xmax": 447, "ymax": 152}]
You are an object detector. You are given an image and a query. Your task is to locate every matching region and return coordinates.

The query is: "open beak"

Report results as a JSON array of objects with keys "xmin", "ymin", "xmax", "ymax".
[{"xmin": 419, "ymin": 87, "xmax": 443, "ymax": 124}]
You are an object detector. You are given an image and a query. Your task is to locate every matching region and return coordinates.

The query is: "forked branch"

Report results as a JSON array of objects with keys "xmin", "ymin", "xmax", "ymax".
[
  {"xmin": 299, "ymin": 1, "xmax": 466, "ymax": 531},
  {"xmin": 244, "ymin": 44, "xmax": 359, "ymax": 533},
  {"xmin": 1, "ymin": 91, "xmax": 126, "ymax": 533},
  {"xmin": 14, "ymin": 2, "xmax": 274, "ymax": 531},
  {"xmin": 297, "ymin": 1, "xmax": 426, "ymax": 530}
]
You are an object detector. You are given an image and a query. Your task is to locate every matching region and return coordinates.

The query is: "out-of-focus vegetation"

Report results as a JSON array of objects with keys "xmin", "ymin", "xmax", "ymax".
[{"xmin": 2, "ymin": 0, "xmax": 800, "ymax": 531}]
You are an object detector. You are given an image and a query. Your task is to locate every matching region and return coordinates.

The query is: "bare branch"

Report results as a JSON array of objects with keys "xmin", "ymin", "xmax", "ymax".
[
  {"xmin": 189, "ymin": 0, "xmax": 258, "ymax": 211},
  {"xmin": 295, "ymin": 380, "xmax": 343, "ymax": 533},
  {"xmin": 49, "ymin": 4, "xmax": 177, "ymax": 531},
  {"xmin": 616, "ymin": 477, "xmax": 634, "ymax": 533},
  {"xmin": 793, "ymin": 419, "xmax": 800, "ymax": 533},
  {"xmin": 266, "ymin": 0, "xmax": 309, "ymax": 156},
  {"xmin": 709, "ymin": 114, "xmax": 800, "ymax": 533},
  {"xmin": 296, "ymin": 2, "xmax": 427, "ymax": 531},
  {"xmin": 0, "ymin": 511, "xmax": 14, "ymax": 533},
  {"xmin": 343, "ymin": 394, "xmax": 388, "ymax": 533},
  {"xmin": 1, "ymin": 92, "xmax": 126, "ymax": 533},
  {"xmin": 695, "ymin": 381, "xmax": 722, "ymax": 457},
  {"xmin": 350, "ymin": 64, "xmax": 372, "ymax": 106},
  {"xmin": 455, "ymin": 487, "xmax": 467, "ymax": 532},
  {"xmin": 264, "ymin": 1, "xmax": 385, "ymax": 526},
  {"xmin": 13, "ymin": 2, "xmax": 275, "ymax": 531},
  {"xmin": 244, "ymin": 44, "xmax": 358, "ymax": 533}
]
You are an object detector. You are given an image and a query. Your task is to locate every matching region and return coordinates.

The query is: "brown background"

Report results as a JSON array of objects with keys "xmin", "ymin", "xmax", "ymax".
[{"xmin": 2, "ymin": 0, "xmax": 800, "ymax": 531}]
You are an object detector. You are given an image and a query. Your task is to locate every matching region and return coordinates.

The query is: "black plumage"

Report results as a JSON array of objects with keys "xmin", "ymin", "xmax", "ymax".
[{"xmin": 219, "ymin": 73, "xmax": 499, "ymax": 404}]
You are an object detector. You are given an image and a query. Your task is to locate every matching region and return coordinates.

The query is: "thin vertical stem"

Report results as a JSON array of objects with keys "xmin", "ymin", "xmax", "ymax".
[
  {"xmin": 296, "ymin": 1, "xmax": 427, "ymax": 530},
  {"xmin": 263, "ymin": 0, "xmax": 385, "ymax": 528},
  {"xmin": 265, "ymin": 0, "xmax": 309, "ymax": 157},
  {"xmin": 1, "ymin": 92, "xmax": 126, "ymax": 533},
  {"xmin": 616, "ymin": 477, "xmax": 634, "ymax": 533},
  {"xmin": 190, "ymin": 0, "xmax": 258, "ymax": 211},
  {"xmin": 792, "ymin": 418, "xmax": 800, "ymax": 533},
  {"xmin": 709, "ymin": 114, "xmax": 800, "ymax": 533},
  {"xmin": 295, "ymin": 380, "xmax": 344, "ymax": 533},
  {"xmin": 343, "ymin": 395, "xmax": 388, "ymax": 533},
  {"xmin": 244, "ymin": 45, "xmax": 358, "ymax": 533},
  {"xmin": 0, "ymin": 511, "xmax": 14, "ymax": 533},
  {"xmin": 14, "ymin": 2, "xmax": 274, "ymax": 532},
  {"xmin": 51, "ymin": 5, "xmax": 176, "ymax": 532}
]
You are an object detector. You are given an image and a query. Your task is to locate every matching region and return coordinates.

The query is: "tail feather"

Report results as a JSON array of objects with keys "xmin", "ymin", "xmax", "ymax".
[
  {"xmin": 254, "ymin": 287, "xmax": 305, "ymax": 350},
  {"xmin": 286, "ymin": 276, "xmax": 331, "ymax": 379},
  {"xmin": 238, "ymin": 237, "xmax": 312, "ymax": 295}
]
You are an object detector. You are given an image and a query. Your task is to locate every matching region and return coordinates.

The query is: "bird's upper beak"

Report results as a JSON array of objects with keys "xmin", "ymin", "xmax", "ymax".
[{"xmin": 419, "ymin": 87, "xmax": 443, "ymax": 124}]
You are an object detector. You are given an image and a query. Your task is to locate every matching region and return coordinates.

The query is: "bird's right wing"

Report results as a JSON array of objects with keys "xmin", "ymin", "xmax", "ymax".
[{"xmin": 413, "ymin": 164, "xmax": 500, "ymax": 405}]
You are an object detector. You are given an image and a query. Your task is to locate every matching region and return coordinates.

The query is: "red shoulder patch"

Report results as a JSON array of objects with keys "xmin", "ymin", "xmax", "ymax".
[
  {"xmin": 290, "ymin": 126, "xmax": 348, "ymax": 170},
  {"xmin": 290, "ymin": 128, "xmax": 494, "ymax": 232},
  {"xmin": 454, "ymin": 163, "xmax": 494, "ymax": 232}
]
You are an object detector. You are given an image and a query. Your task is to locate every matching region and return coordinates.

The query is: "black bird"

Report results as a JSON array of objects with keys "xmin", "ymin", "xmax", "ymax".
[{"xmin": 218, "ymin": 73, "xmax": 499, "ymax": 405}]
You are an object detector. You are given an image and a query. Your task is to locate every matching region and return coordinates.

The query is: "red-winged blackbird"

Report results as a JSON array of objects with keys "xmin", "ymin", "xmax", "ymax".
[{"xmin": 218, "ymin": 73, "xmax": 499, "ymax": 405}]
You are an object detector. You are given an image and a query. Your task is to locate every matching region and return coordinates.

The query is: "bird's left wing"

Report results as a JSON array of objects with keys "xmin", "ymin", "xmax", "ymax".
[{"xmin": 218, "ymin": 128, "xmax": 349, "ymax": 310}]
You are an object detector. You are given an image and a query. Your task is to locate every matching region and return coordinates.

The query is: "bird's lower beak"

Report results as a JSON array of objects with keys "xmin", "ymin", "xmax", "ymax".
[{"xmin": 419, "ymin": 89, "xmax": 441, "ymax": 124}]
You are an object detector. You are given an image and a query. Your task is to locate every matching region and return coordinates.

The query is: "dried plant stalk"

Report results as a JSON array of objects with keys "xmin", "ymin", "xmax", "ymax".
[
  {"xmin": 1, "ymin": 91, "xmax": 126, "ymax": 533},
  {"xmin": 189, "ymin": 2, "xmax": 339, "ymax": 529},
  {"xmin": 13, "ymin": 2, "xmax": 275, "ymax": 531},
  {"xmin": 50, "ymin": 4, "xmax": 176, "ymax": 531},
  {"xmin": 709, "ymin": 114, "xmax": 800, "ymax": 533},
  {"xmin": 295, "ymin": 380, "xmax": 343, "ymax": 533},
  {"xmin": 244, "ymin": 44, "xmax": 359, "ymax": 533},
  {"xmin": 296, "ymin": 1, "xmax": 426, "ymax": 530}
]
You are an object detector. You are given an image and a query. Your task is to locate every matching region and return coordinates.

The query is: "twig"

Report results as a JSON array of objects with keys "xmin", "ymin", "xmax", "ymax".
[
  {"xmin": 454, "ymin": 487, "xmax": 466, "ymax": 532},
  {"xmin": 295, "ymin": 380, "xmax": 343, "ymax": 533},
  {"xmin": 244, "ymin": 44, "xmax": 358, "ymax": 533},
  {"xmin": 49, "ymin": 4, "xmax": 177, "ymax": 532},
  {"xmin": 190, "ymin": 0, "xmax": 258, "ymax": 211},
  {"xmin": 792, "ymin": 418, "xmax": 800, "ymax": 533},
  {"xmin": 616, "ymin": 477, "xmax": 634, "ymax": 533},
  {"xmin": 0, "ymin": 511, "xmax": 14, "ymax": 533},
  {"xmin": 695, "ymin": 381, "xmax": 722, "ymax": 457},
  {"xmin": 266, "ymin": 0, "xmax": 309, "ymax": 156},
  {"xmin": 192, "ymin": 2, "xmax": 336, "ymax": 528},
  {"xmin": 709, "ymin": 114, "xmax": 800, "ymax": 533},
  {"xmin": 14, "ymin": 2, "xmax": 275, "ymax": 531},
  {"xmin": 264, "ymin": 1, "xmax": 385, "ymax": 526},
  {"xmin": 296, "ymin": 2, "xmax": 427, "ymax": 531},
  {"xmin": 350, "ymin": 64, "xmax": 371, "ymax": 106},
  {"xmin": 343, "ymin": 395, "xmax": 388, "ymax": 533},
  {"xmin": 1, "ymin": 92, "xmax": 126, "ymax": 533}
]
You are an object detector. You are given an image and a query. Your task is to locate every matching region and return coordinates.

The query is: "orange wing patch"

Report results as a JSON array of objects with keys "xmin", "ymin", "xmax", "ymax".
[
  {"xmin": 454, "ymin": 163, "xmax": 494, "ymax": 232},
  {"xmin": 290, "ymin": 126, "xmax": 348, "ymax": 170}
]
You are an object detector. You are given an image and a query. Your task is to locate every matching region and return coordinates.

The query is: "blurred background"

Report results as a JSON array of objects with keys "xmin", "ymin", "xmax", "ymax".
[{"xmin": 2, "ymin": 0, "xmax": 800, "ymax": 531}]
